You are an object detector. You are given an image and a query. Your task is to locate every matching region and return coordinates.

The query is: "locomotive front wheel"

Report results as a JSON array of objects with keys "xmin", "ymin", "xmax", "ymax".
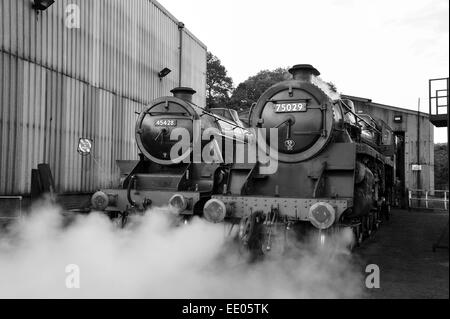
[
  {"xmin": 354, "ymin": 224, "xmax": 363, "ymax": 247},
  {"xmin": 372, "ymin": 213, "xmax": 377, "ymax": 231},
  {"xmin": 374, "ymin": 213, "xmax": 381, "ymax": 230},
  {"xmin": 369, "ymin": 214, "xmax": 374, "ymax": 234},
  {"xmin": 238, "ymin": 212, "xmax": 265, "ymax": 260},
  {"xmin": 384, "ymin": 204, "xmax": 391, "ymax": 221},
  {"xmin": 349, "ymin": 227, "xmax": 359, "ymax": 251},
  {"xmin": 362, "ymin": 215, "xmax": 373, "ymax": 239},
  {"xmin": 358, "ymin": 231, "xmax": 364, "ymax": 245},
  {"xmin": 366, "ymin": 217, "xmax": 372, "ymax": 236},
  {"xmin": 239, "ymin": 216, "xmax": 254, "ymax": 246}
]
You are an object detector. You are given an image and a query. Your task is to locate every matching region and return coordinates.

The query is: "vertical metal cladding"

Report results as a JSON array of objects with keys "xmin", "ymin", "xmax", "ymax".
[
  {"xmin": 0, "ymin": 0, "xmax": 207, "ymax": 195},
  {"xmin": 349, "ymin": 100, "xmax": 435, "ymax": 193}
]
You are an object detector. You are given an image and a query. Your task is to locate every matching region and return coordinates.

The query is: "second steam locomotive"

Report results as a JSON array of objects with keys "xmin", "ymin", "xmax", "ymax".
[{"xmin": 90, "ymin": 64, "xmax": 395, "ymax": 253}]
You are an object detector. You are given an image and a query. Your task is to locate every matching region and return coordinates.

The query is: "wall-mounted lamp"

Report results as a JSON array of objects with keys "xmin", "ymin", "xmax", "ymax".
[
  {"xmin": 394, "ymin": 115, "xmax": 403, "ymax": 123},
  {"xmin": 32, "ymin": 0, "xmax": 55, "ymax": 11},
  {"xmin": 158, "ymin": 67, "xmax": 172, "ymax": 79}
]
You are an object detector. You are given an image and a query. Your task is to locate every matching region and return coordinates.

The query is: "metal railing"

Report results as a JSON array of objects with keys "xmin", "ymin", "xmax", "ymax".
[
  {"xmin": 409, "ymin": 190, "xmax": 449, "ymax": 210},
  {"xmin": 429, "ymin": 77, "xmax": 449, "ymax": 116},
  {"xmin": 0, "ymin": 196, "xmax": 23, "ymax": 220}
]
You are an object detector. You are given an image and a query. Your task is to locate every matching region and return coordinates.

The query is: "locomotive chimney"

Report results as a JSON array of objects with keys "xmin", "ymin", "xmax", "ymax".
[
  {"xmin": 171, "ymin": 87, "xmax": 196, "ymax": 103},
  {"xmin": 289, "ymin": 64, "xmax": 320, "ymax": 82}
]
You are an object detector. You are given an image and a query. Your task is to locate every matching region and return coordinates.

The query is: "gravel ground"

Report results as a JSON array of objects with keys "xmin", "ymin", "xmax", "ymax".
[{"xmin": 355, "ymin": 209, "xmax": 449, "ymax": 299}]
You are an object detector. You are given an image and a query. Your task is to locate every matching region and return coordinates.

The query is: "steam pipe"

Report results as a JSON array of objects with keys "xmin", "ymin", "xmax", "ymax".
[
  {"xmin": 127, "ymin": 175, "xmax": 138, "ymax": 207},
  {"xmin": 417, "ymin": 98, "xmax": 421, "ymax": 191},
  {"xmin": 178, "ymin": 22, "xmax": 185, "ymax": 87}
]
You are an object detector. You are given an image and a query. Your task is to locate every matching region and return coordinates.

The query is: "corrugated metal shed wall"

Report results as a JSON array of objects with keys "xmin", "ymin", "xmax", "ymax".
[
  {"xmin": 0, "ymin": 0, "xmax": 207, "ymax": 195},
  {"xmin": 352, "ymin": 101, "xmax": 435, "ymax": 193}
]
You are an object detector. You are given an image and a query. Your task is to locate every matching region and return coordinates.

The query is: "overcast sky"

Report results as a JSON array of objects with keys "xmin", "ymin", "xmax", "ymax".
[{"xmin": 161, "ymin": 0, "xmax": 449, "ymax": 142}]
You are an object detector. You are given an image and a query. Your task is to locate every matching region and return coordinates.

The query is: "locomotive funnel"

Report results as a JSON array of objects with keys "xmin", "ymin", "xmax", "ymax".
[
  {"xmin": 289, "ymin": 64, "xmax": 320, "ymax": 82},
  {"xmin": 170, "ymin": 87, "xmax": 196, "ymax": 103}
]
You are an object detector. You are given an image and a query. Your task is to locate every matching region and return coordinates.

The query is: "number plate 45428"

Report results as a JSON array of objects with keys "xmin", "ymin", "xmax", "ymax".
[{"xmin": 155, "ymin": 119, "xmax": 177, "ymax": 126}]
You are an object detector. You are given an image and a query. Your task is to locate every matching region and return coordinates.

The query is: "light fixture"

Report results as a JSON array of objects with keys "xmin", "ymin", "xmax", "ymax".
[
  {"xmin": 32, "ymin": 0, "xmax": 55, "ymax": 11},
  {"xmin": 158, "ymin": 67, "xmax": 171, "ymax": 79},
  {"xmin": 394, "ymin": 115, "xmax": 403, "ymax": 123}
]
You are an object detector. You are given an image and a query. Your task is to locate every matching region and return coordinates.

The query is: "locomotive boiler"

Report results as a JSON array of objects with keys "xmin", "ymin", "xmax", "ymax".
[
  {"xmin": 90, "ymin": 87, "xmax": 252, "ymax": 220},
  {"xmin": 203, "ymin": 64, "xmax": 394, "ymax": 252}
]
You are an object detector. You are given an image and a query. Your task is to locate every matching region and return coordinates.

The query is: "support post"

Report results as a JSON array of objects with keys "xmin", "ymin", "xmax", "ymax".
[
  {"xmin": 445, "ymin": 191, "xmax": 448, "ymax": 211},
  {"xmin": 178, "ymin": 22, "xmax": 185, "ymax": 87},
  {"xmin": 408, "ymin": 190, "xmax": 412, "ymax": 209}
]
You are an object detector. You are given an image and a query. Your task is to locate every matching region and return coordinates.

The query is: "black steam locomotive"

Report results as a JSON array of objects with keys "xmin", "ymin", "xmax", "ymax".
[
  {"xmin": 203, "ymin": 65, "xmax": 394, "ymax": 252},
  {"xmin": 90, "ymin": 65, "xmax": 395, "ymax": 252},
  {"xmin": 90, "ymin": 87, "xmax": 252, "ymax": 221}
]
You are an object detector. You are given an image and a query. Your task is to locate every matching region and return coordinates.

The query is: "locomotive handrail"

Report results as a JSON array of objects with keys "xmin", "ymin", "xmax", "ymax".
[
  {"xmin": 294, "ymin": 131, "xmax": 323, "ymax": 136},
  {"xmin": 145, "ymin": 112, "xmax": 193, "ymax": 117},
  {"xmin": 340, "ymin": 99, "xmax": 382, "ymax": 134},
  {"xmin": 275, "ymin": 118, "xmax": 294, "ymax": 129},
  {"xmin": 189, "ymin": 101, "xmax": 253, "ymax": 133},
  {"xmin": 267, "ymin": 98, "xmax": 311, "ymax": 103},
  {"xmin": 127, "ymin": 175, "xmax": 138, "ymax": 207},
  {"xmin": 215, "ymin": 132, "xmax": 249, "ymax": 144}
]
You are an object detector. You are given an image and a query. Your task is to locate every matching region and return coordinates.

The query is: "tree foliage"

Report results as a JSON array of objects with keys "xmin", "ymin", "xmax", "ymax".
[
  {"xmin": 434, "ymin": 143, "xmax": 449, "ymax": 190},
  {"xmin": 206, "ymin": 52, "xmax": 233, "ymax": 109},
  {"xmin": 229, "ymin": 68, "xmax": 291, "ymax": 110},
  {"xmin": 206, "ymin": 62, "xmax": 340, "ymax": 111}
]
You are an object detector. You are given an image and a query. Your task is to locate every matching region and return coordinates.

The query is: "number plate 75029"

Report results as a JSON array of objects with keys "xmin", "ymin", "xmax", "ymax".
[{"xmin": 274, "ymin": 103, "xmax": 307, "ymax": 113}]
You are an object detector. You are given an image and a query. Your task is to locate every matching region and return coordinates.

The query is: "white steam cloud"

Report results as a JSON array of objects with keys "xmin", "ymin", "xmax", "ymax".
[
  {"xmin": 0, "ymin": 201, "xmax": 364, "ymax": 299},
  {"xmin": 311, "ymin": 76, "xmax": 342, "ymax": 101}
]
